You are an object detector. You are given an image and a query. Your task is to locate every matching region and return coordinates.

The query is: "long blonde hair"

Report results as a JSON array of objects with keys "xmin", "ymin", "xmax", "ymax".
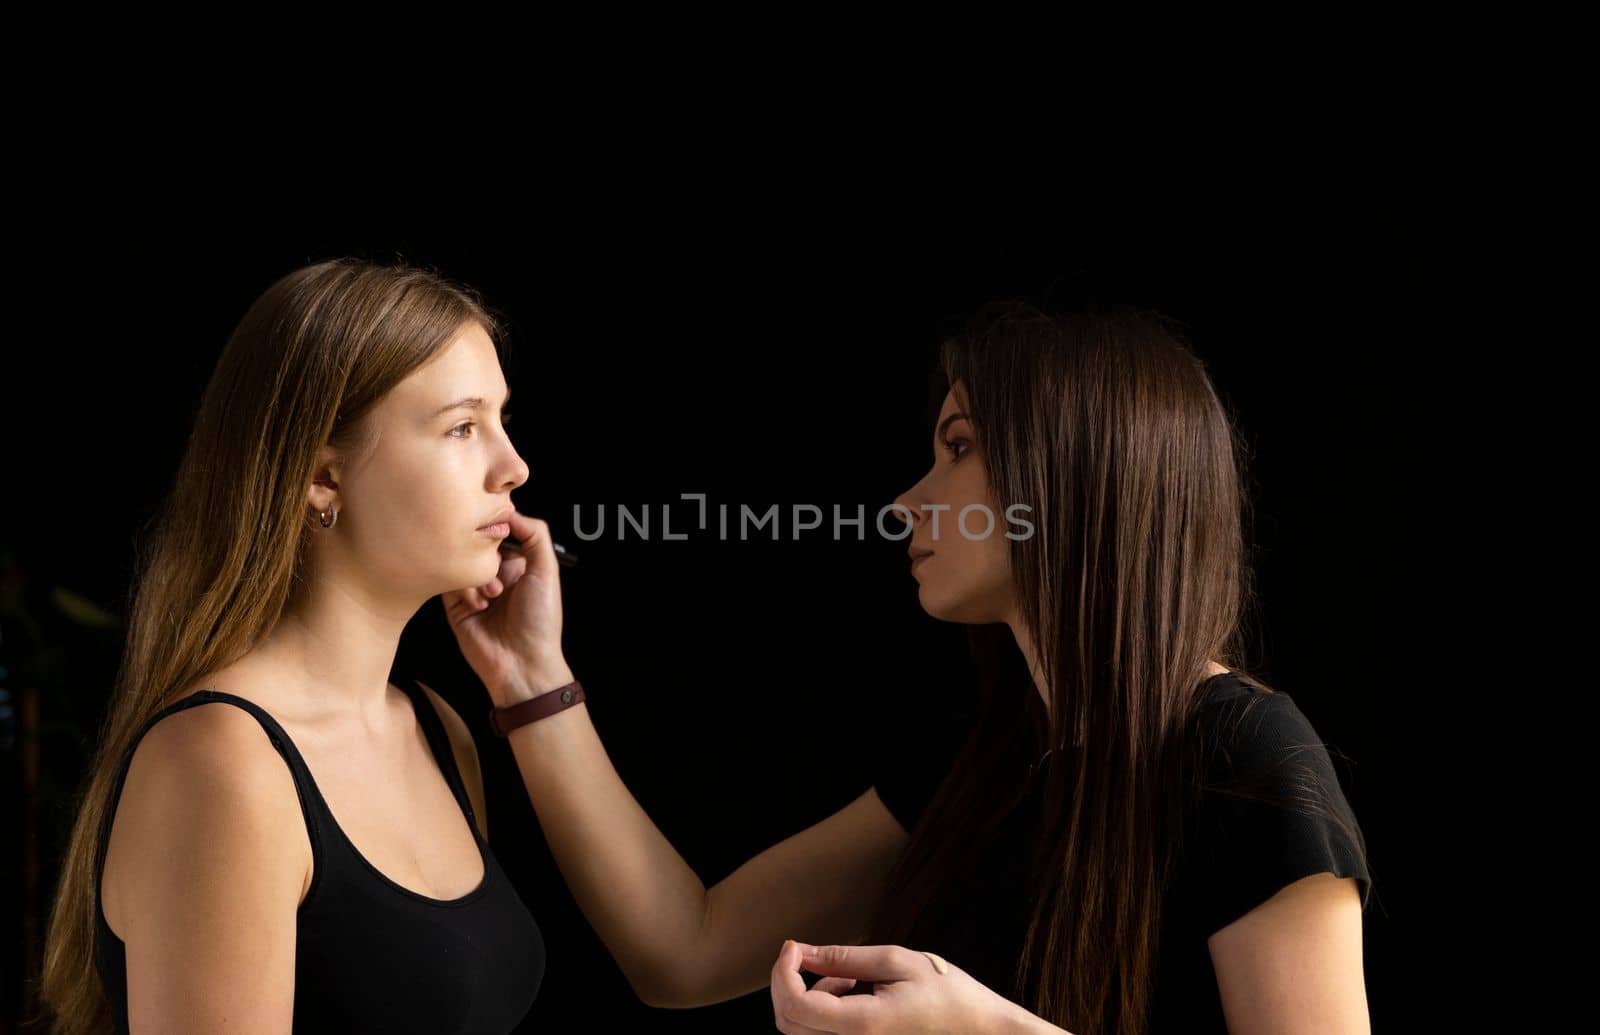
[{"xmin": 34, "ymin": 257, "xmax": 510, "ymax": 1033}]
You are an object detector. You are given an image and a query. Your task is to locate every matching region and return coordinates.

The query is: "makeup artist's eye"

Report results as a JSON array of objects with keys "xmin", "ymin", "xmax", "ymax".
[{"xmin": 449, "ymin": 412, "xmax": 514, "ymax": 439}]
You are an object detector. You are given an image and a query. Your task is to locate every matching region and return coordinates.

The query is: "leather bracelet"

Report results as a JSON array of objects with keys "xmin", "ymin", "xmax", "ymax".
[{"xmin": 488, "ymin": 680, "xmax": 585, "ymax": 737}]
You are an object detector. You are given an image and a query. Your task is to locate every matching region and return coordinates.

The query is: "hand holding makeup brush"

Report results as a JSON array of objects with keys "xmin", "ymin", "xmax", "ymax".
[{"xmin": 441, "ymin": 509, "xmax": 575, "ymax": 706}]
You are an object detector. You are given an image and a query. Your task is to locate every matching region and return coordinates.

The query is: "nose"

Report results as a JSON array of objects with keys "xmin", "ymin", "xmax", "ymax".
[
  {"xmin": 500, "ymin": 448, "xmax": 530, "ymax": 493},
  {"xmin": 892, "ymin": 484, "xmax": 926, "ymax": 532}
]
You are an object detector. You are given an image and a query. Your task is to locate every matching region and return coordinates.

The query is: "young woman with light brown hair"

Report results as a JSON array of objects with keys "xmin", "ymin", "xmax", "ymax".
[{"xmin": 38, "ymin": 258, "xmax": 546, "ymax": 1033}]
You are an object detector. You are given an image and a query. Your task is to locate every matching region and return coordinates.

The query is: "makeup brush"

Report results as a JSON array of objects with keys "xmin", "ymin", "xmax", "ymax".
[{"xmin": 500, "ymin": 537, "xmax": 579, "ymax": 568}]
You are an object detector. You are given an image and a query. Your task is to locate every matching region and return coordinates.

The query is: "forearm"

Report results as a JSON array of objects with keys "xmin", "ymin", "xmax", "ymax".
[{"xmin": 490, "ymin": 664, "xmax": 707, "ymax": 1005}]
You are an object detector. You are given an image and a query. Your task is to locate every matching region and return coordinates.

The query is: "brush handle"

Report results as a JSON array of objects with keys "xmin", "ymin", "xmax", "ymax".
[{"xmin": 501, "ymin": 538, "xmax": 579, "ymax": 568}]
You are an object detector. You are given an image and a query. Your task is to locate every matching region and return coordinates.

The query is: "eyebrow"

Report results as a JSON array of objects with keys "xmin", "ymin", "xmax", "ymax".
[
  {"xmin": 936, "ymin": 411, "xmax": 968, "ymax": 438},
  {"xmin": 430, "ymin": 388, "xmax": 512, "ymax": 419}
]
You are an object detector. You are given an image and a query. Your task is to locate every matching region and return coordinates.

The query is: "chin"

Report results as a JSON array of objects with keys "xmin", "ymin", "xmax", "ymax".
[
  {"xmin": 917, "ymin": 582, "xmax": 1001, "ymax": 624},
  {"xmin": 916, "ymin": 582, "xmax": 968, "ymax": 622}
]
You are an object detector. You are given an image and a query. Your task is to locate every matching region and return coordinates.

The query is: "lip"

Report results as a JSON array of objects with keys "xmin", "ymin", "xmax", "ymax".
[
  {"xmin": 477, "ymin": 506, "xmax": 515, "ymax": 532},
  {"xmin": 908, "ymin": 547, "xmax": 934, "ymax": 570},
  {"xmin": 478, "ymin": 522, "xmax": 510, "ymax": 539}
]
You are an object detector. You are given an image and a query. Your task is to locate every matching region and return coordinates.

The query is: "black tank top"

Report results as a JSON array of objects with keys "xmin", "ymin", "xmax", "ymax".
[{"xmin": 93, "ymin": 679, "xmax": 545, "ymax": 1033}]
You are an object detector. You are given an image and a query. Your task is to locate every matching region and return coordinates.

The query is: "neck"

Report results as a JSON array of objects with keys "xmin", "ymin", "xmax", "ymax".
[
  {"xmin": 1006, "ymin": 614, "xmax": 1050, "ymax": 716},
  {"xmin": 252, "ymin": 573, "xmax": 418, "ymax": 723},
  {"xmin": 1005, "ymin": 613, "xmax": 1229, "ymax": 721}
]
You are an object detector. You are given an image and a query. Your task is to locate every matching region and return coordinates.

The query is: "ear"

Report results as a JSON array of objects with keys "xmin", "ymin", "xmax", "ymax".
[{"xmin": 306, "ymin": 445, "xmax": 342, "ymax": 516}]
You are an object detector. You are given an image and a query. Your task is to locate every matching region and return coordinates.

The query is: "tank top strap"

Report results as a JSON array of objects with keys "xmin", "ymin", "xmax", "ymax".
[
  {"xmin": 396, "ymin": 678, "xmax": 482, "ymax": 839},
  {"xmin": 94, "ymin": 689, "xmax": 324, "ymax": 923}
]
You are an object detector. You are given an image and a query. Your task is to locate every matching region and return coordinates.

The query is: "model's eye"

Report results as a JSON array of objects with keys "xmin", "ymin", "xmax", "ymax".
[
  {"xmin": 943, "ymin": 437, "xmax": 968, "ymax": 461},
  {"xmin": 449, "ymin": 413, "xmax": 514, "ymax": 439}
]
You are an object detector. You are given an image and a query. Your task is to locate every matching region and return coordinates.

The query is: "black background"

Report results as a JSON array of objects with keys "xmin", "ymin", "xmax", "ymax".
[{"xmin": 4, "ymin": 15, "xmax": 1442, "ymax": 1032}]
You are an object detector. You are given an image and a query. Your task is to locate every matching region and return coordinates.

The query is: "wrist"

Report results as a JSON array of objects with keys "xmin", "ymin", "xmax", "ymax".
[
  {"xmin": 488, "ymin": 661, "xmax": 576, "ymax": 708},
  {"xmin": 986, "ymin": 997, "xmax": 1067, "ymax": 1035}
]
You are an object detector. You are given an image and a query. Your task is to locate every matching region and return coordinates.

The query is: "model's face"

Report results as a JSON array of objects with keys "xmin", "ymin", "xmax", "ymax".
[
  {"xmin": 892, "ymin": 382, "xmax": 1015, "ymax": 624},
  {"xmin": 310, "ymin": 321, "xmax": 529, "ymax": 600}
]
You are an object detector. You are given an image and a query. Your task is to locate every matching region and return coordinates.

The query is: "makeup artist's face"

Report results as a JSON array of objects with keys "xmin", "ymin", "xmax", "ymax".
[
  {"xmin": 892, "ymin": 382, "xmax": 1015, "ymax": 624},
  {"xmin": 307, "ymin": 321, "xmax": 529, "ymax": 601}
]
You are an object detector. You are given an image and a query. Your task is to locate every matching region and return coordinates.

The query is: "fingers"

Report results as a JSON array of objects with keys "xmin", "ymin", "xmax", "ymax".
[
  {"xmin": 810, "ymin": 976, "xmax": 858, "ymax": 996},
  {"xmin": 771, "ymin": 940, "xmax": 877, "ymax": 1033},
  {"xmin": 438, "ymin": 514, "xmax": 541, "ymax": 624},
  {"xmin": 799, "ymin": 943, "xmax": 921, "ymax": 984},
  {"xmin": 441, "ymin": 587, "xmax": 486, "ymax": 624},
  {"xmin": 775, "ymin": 1011, "xmax": 833, "ymax": 1035},
  {"xmin": 493, "ymin": 551, "xmax": 528, "ymax": 591},
  {"xmin": 505, "ymin": 510, "xmax": 558, "ymax": 577},
  {"xmin": 464, "ymin": 546, "xmax": 529, "ymax": 604},
  {"xmin": 771, "ymin": 940, "xmax": 834, "ymax": 1035},
  {"xmin": 770, "ymin": 939, "xmax": 810, "ymax": 1004},
  {"xmin": 480, "ymin": 548, "xmax": 530, "ymax": 599}
]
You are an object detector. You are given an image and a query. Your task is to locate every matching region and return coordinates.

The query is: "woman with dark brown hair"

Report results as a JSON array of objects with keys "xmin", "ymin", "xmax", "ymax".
[
  {"xmin": 37, "ymin": 258, "xmax": 546, "ymax": 1033},
  {"xmin": 458, "ymin": 303, "xmax": 1372, "ymax": 1034}
]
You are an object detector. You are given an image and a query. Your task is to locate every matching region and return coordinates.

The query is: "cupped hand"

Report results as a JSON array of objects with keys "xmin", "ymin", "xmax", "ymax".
[
  {"xmin": 440, "ymin": 509, "xmax": 568, "ymax": 701},
  {"xmin": 770, "ymin": 938, "xmax": 1019, "ymax": 1034}
]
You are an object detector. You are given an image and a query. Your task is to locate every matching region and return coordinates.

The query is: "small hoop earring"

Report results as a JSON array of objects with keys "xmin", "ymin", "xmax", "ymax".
[{"xmin": 319, "ymin": 504, "xmax": 338, "ymax": 529}]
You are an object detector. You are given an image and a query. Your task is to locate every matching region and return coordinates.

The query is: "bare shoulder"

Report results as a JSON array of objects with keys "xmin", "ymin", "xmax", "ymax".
[
  {"xmin": 116, "ymin": 697, "xmax": 306, "ymax": 846},
  {"xmin": 102, "ymin": 697, "xmax": 310, "ymax": 1028},
  {"xmin": 103, "ymin": 696, "xmax": 311, "ymax": 938},
  {"xmin": 413, "ymin": 680, "xmax": 487, "ymax": 838},
  {"xmin": 134, "ymin": 694, "xmax": 297, "ymax": 786}
]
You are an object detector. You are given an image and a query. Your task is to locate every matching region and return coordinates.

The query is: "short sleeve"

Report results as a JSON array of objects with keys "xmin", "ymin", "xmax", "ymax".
[
  {"xmin": 1184, "ymin": 689, "xmax": 1372, "ymax": 937},
  {"xmin": 870, "ymin": 708, "xmax": 973, "ymax": 833}
]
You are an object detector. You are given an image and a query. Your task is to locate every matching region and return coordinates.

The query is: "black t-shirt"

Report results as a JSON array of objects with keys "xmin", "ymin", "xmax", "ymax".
[{"xmin": 871, "ymin": 671, "xmax": 1371, "ymax": 1033}]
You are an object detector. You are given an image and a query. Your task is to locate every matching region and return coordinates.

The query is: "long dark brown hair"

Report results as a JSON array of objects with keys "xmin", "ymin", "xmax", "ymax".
[
  {"xmin": 34, "ymin": 257, "xmax": 510, "ymax": 1034},
  {"xmin": 862, "ymin": 302, "xmax": 1371, "ymax": 1034}
]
